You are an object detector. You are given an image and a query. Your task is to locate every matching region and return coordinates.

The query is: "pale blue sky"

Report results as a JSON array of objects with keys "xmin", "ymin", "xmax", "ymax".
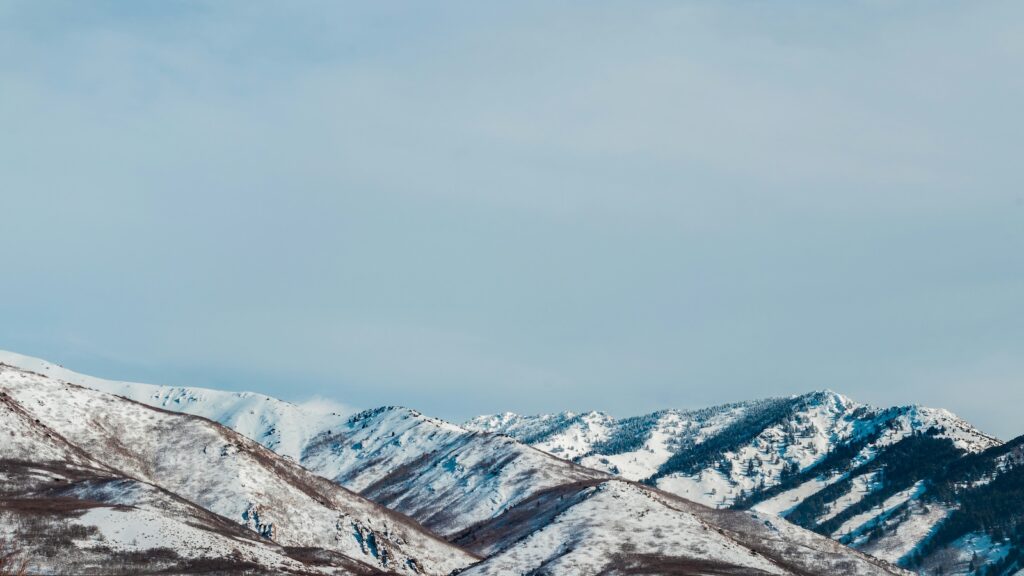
[{"xmin": 1, "ymin": 1, "xmax": 1022, "ymax": 438}]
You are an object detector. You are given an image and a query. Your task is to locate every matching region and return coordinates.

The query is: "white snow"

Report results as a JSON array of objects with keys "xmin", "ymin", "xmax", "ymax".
[
  {"xmin": 0, "ymin": 349, "xmax": 355, "ymax": 461},
  {"xmin": 919, "ymin": 532, "xmax": 1013, "ymax": 576},
  {"xmin": 579, "ymin": 416, "xmax": 680, "ymax": 480},
  {"xmin": 834, "ymin": 482, "xmax": 927, "ymax": 540},
  {"xmin": 77, "ymin": 506, "xmax": 300, "ymax": 571},
  {"xmin": 1, "ymin": 350, "xmax": 605, "ymax": 543},
  {"xmin": 860, "ymin": 500, "xmax": 952, "ymax": 563},
  {"xmin": 656, "ymin": 392, "xmax": 861, "ymax": 508},
  {"xmin": 819, "ymin": 472, "xmax": 881, "ymax": 523},
  {"xmin": 1, "ymin": 349, "xmax": 1005, "ymax": 576},
  {"xmin": 753, "ymin": 477, "xmax": 832, "ymax": 516},
  {"xmin": 461, "ymin": 480, "xmax": 788, "ymax": 576},
  {"xmin": 302, "ymin": 406, "xmax": 606, "ymax": 536},
  {"xmin": 0, "ymin": 363, "xmax": 475, "ymax": 576},
  {"xmin": 477, "ymin": 388, "xmax": 1003, "ymax": 571},
  {"xmin": 467, "ymin": 410, "xmax": 615, "ymax": 460}
]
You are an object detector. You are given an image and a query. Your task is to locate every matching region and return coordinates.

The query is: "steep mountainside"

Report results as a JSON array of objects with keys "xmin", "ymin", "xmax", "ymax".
[
  {"xmin": 0, "ymin": 349, "xmax": 351, "ymax": 460},
  {"xmin": 467, "ymin": 410, "xmax": 617, "ymax": 460},
  {"xmin": 0, "ymin": 458, "xmax": 352, "ymax": 575},
  {"xmin": 5, "ymin": 350, "xmax": 1020, "ymax": 576},
  {"xmin": 467, "ymin": 392, "xmax": 1020, "ymax": 576},
  {"xmin": 896, "ymin": 436, "xmax": 1024, "ymax": 575},
  {"xmin": 0, "ymin": 363, "xmax": 477, "ymax": 575},
  {"xmin": 453, "ymin": 478, "xmax": 909, "ymax": 576},
  {"xmin": 300, "ymin": 406, "xmax": 607, "ymax": 536},
  {"xmin": 0, "ymin": 359, "xmax": 909, "ymax": 576},
  {"xmin": 0, "ymin": 376, "xmax": 368, "ymax": 575},
  {"xmin": 0, "ymin": 351, "xmax": 607, "ymax": 538}
]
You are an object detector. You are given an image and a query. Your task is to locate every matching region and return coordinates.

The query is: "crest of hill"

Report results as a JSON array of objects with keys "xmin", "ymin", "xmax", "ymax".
[
  {"xmin": 0, "ymin": 362, "xmax": 477, "ymax": 575},
  {"xmin": 0, "ymin": 349, "xmax": 354, "ymax": 460}
]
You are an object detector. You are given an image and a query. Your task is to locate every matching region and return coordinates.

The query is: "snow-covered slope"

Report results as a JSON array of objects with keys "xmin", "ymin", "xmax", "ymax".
[
  {"xmin": 899, "ymin": 435, "xmax": 1024, "ymax": 575},
  {"xmin": 468, "ymin": 391, "xmax": 1011, "ymax": 575},
  {"xmin": 469, "ymin": 392, "xmax": 998, "ymax": 505},
  {"xmin": 301, "ymin": 406, "xmax": 608, "ymax": 536},
  {"xmin": 0, "ymin": 349, "xmax": 351, "ymax": 460},
  {"xmin": 0, "ymin": 387, "xmax": 337, "ymax": 574},
  {"xmin": 0, "ymin": 351, "xmax": 607, "ymax": 539},
  {"xmin": 0, "ymin": 362, "xmax": 477, "ymax": 575},
  {"xmin": 466, "ymin": 410, "xmax": 616, "ymax": 460},
  {"xmin": 0, "ymin": 460, "xmax": 330, "ymax": 575},
  {"xmin": 5, "ymin": 350, "xmax": 1019, "ymax": 575},
  {"xmin": 454, "ymin": 478, "xmax": 909, "ymax": 576}
]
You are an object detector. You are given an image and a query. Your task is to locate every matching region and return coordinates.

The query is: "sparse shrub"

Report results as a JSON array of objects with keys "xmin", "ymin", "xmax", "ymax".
[{"xmin": 0, "ymin": 539, "xmax": 29, "ymax": 576}]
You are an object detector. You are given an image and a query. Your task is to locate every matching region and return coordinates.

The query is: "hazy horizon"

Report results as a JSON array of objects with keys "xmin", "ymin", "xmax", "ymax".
[
  {"xmin": 0, "ymin": 346, "xmax": 1016, "ymax": 441},
  {"xmin": 2, "ymin": 2, "xmax": 1022, "ymax": 439}
]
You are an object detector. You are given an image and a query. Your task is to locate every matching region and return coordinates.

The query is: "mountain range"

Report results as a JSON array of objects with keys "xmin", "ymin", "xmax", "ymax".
[{"xmin": 0, "ymin": 349, "xmax": 1019, "ymax": 575}]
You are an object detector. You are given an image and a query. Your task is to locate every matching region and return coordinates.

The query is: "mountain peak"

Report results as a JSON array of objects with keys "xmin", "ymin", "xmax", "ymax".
[{"xmin": 795, "ymin": 388, "xmax": 855, "ymax": 408}]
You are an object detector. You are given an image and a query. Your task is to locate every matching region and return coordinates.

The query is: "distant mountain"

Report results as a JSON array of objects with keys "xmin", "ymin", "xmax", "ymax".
[
  {"xmin": 467, "ymin": 391, "xmax": 1023, "ymax": 575},
  {"xmin": 0, "ymin": 349, "xmax": 352, "ymax": 460},
  {"xmin": 300, "ymin": 405, "xmax": 607, "ymax": 536},
  {"xmin": 0, "ymin": 351, "xmax": 607, "ymax": 538},
  {"xmin": 2, "ymin": 349, "xmax": 1018, "ymax": 575},
  {"xmin": 453, "ymin": 478, "xmax": 910, "ymax": 576},
  {"xmin": 0, "ymin": 361, "xmax": 476, "ymax": 575}
]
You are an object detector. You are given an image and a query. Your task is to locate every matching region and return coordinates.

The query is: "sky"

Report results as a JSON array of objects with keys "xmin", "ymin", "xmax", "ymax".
[{"xmin": 1, "ymin": 1, "xmax": 1022, "ymax": 438}]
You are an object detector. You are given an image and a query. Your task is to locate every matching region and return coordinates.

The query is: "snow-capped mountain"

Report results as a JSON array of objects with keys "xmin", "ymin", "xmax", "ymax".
[
  {"xmin": 863, "ymin": 435, "xmax": 1024, "ymax": 575},
  {"xmin": 0, "ymin": 457, "xmax": 329, "ymax": 575},
  {"xmin": 300, "ymin": 406, "xmax": 607, "ymax": 536},
  {"xmin": 3, "ymin": 349, "xmax": 1020, "ymax": 576},
  {"xmin": 453, "ymin": 478, "xmax": 909, "ymax": 576},
  {"xmin": 467, "ymin": 391, "xmax": 999, "ymax": 505},
  {"xmin": 467, "ymin": 391, "xmax": 1021, "ymax": 575},
  {"xmin": 0, "ymin": 349, "xmax": 352, "ymax": 460},
  {"xmin": 0, "ymin": 362, "xmax": 477, "ymax": 575},
  {"xmin": 0, "ymin": 351, "xmax": 606, "ymax": 538},
  {"xmin": 0, "ymin": 355, "xmax": 908, "ymax": 576},
  {"xmin": 467, "ymin": 410, "xmax": 617, "ymax": 460}
]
